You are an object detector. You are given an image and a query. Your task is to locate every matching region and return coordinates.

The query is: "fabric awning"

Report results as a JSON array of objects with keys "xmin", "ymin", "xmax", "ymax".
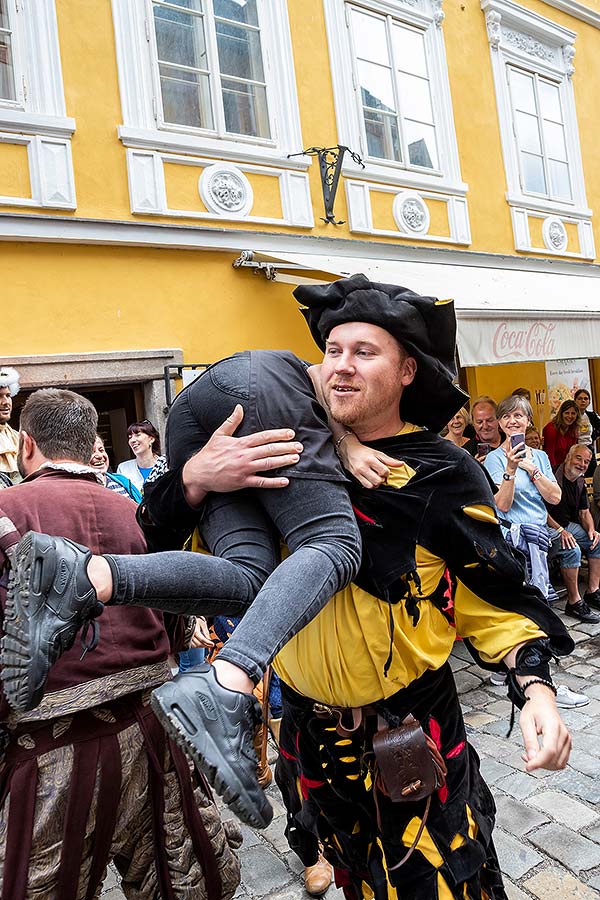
[{"xmin": 240, "ymin": 250, "xmax": 600, "ymax": 367}]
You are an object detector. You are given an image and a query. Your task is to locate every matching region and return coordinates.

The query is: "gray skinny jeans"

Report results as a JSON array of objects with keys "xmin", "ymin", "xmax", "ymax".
[{"xmin": 106, "ymin": 353, "xmax": 361, "ymax": 683}]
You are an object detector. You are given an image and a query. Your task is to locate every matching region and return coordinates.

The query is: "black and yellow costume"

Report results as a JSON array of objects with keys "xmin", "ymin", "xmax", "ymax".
[{"xmin": 274, "ymin": 425, "xmax": 573, "ymax": 900}]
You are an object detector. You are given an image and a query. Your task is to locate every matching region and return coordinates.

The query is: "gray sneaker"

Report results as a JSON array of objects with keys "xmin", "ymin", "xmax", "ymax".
[
  {"xmin": 555, "ymin": 684, "xmax": 590, "ymax": 708},
  {"xmin": 1, "ymin": 531, "xmax": 104, "ymax": 711},
  {"xmin": 151, "ymin": 663, "xmax": 273, "ymax": 829}
]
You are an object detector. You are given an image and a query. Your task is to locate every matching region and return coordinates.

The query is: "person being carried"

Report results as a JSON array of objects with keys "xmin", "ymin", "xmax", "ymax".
[{"xmin": 1, "ymin": 278, "xmax": 407, "ymax": 829}]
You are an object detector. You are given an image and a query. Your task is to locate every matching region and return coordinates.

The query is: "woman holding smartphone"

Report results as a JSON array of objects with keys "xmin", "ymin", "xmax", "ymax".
[{"xmin": 484, "ymin": 395, "xmax": 560, "ymax": 597}]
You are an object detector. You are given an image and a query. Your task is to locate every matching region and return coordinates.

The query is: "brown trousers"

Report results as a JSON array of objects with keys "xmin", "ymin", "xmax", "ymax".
[{"xmin": 0, "ymin": 694, "xmax": 241, "ymax": 900}]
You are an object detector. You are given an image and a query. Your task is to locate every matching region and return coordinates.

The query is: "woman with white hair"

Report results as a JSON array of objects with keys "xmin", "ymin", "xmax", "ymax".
[{"xmin": 0, "ymin": 366, "xmax": 20, "ymax": 481}]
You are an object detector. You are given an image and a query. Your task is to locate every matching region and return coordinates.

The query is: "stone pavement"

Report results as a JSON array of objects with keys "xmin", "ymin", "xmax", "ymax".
[{"xmin": 101, "ymin": 604, "xmax": 600, "ymax": 899}]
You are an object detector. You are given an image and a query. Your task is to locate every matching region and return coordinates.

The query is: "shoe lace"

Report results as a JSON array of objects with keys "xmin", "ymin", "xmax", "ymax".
[{"xmin": 79, "ymin": 602, "xmax": 104, "ymax": 660}]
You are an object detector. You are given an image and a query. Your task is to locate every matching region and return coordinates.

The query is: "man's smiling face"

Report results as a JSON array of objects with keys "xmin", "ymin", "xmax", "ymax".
[
  {"xmin": 0, "ymin": 387, "xmax": 12, "ymax": 426},
  {"xmin": 320, "ymin": 321, "xmax": 416, "ymax": 440}
]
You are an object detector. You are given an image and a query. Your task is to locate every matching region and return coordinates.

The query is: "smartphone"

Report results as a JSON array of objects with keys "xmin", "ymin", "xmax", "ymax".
[
  {"xmin": 477, "ymin": 442, "xmax": 491, "ymax": 457},
  {"xmin": 510, "ymin": 433, "xmax": 526, "ymax": 453}
]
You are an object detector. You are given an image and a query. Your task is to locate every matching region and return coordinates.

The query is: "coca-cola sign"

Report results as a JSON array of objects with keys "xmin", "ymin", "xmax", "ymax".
[{"xmin": 492, "ymin": 321, "xmax": 556, "ymax": 361}]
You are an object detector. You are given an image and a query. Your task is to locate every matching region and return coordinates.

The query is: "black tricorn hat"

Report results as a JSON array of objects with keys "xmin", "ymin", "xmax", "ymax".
[{"xmin": 294, "ymin": 273, "xmax": 468, "ymax": 432}]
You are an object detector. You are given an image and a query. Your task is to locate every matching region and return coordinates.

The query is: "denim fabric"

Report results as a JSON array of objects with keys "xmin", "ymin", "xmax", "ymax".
[
  {"xmin": 178, "ymin": 648, "xmax": 206, "ymax": 673},
  {"xmin": 550, "ymin": 521, "xmax": 600, "ymax": 569},
  {"xmin": 107, "ymin": 352, "xmax": 361, "ymax": 683}
]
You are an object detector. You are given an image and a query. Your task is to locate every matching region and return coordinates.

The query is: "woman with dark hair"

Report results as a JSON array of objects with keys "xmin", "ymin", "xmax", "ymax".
[
  {"xmin": 543, "ymin": 400, "xmax": 581, "ymax": 470},
  {"xmin": 117, "ymin": 420, "xmax": 166, "ymax": 490},
  {"xmin": 573, "ymin": 388, "xmax": 600, "ymax": 475}
]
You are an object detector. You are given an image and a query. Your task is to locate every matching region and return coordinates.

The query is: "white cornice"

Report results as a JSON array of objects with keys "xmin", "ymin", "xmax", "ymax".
[
  {"xmin": 0, "ymin": 212, "xmax": 598, "ymax": 278},
  {"xmin": 542, "ymin": 0, "xmax": 600, "ymax": 29}
]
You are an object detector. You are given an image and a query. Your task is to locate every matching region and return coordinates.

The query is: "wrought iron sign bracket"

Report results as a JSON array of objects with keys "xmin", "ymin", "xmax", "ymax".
[{"xmin": 288, "ymin": 145, "xmax": 364, "ymax": 224}]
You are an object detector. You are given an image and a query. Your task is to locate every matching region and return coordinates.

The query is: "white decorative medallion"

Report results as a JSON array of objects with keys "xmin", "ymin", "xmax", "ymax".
[
  {"xmin": 199, "ymin": 163, "xmax": 254, "ymax": 217},
  {"xmin": 393, "ymin": 191, "xmax": 430, "ymax": 235},
  {"xmin": 542, "ymin": 216, "xmax": 568, "ymax": 252}
]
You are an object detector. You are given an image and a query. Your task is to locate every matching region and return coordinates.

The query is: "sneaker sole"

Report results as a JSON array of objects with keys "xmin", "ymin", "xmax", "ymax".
[
  {"xmin": 0, "ymin": 532, "xmax": 45, "ymax": 711},
  {"xmin": 556, "ymin": 699, "xmax": 590, "ymax": 709},
  {"xmin": 150, "ymin": 685, "xmax": 273, "ymax": 830}
]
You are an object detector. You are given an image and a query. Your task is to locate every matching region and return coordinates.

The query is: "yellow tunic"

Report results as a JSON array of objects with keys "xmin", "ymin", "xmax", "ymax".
[{"xmin": 274, "ymin": 427, "xmax": 545, "ymax": 708}]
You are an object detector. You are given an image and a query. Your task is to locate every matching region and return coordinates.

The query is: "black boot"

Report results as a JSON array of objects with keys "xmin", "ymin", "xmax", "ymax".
[
  {"xmin": 151, "ymin": 663, "xmax": 273, "ymax": 829},
  {"xmin": 1, "ymin": 531, "xmax": 104, "ymax": 711}
]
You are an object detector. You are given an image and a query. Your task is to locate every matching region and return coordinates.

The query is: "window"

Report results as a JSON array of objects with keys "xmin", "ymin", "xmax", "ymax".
[
  {"xmin": 508, "ymin": 67, "xmax": 571, "ymax": 202},
  {"xmin": 151, "ymin": 0, "xmax": 270, "ymax": 139},
  {"xmin": 113, "ymin": 0, "xmax": 304, "ymax": 167},
  {"xmin": 323, "ymin": 0, "xmax": 465, "ymax": 196},
  {"xmin": 482, "ymin": 0, "xmax": 593, "ymax": 258},
  {"xmin": 0, "ymin": 0, "xmax": 16, "ymax": 103},
  {"xmin": 348, "ymin": 5, "xmax": 438, "ymax": 171}
]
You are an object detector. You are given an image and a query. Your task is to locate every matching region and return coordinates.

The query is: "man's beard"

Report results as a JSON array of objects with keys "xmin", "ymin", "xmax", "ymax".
[{"xmin": 17, "ymin": 435, "xmax": 27, "ymax": 478}]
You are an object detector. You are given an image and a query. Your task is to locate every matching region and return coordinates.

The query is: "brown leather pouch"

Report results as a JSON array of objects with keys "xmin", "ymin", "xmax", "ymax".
[{"xmin": 372, "ymin": 714, "xmax": 446, "ymax": 803}]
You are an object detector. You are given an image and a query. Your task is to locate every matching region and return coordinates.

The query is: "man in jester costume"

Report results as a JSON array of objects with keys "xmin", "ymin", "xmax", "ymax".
[{"xmin": 272, "ymin": 275, "xmax": 572, "ymax": 900}]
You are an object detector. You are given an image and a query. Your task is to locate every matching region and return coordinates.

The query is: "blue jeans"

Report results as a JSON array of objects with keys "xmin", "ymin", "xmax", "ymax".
[
  {"xmin": 178, "ymin": 648, "xmax": 206, "ymax": 673},
  {"xmin": 107, "ymin": 353, "xmax": 361, "ymax": 683},
  {"xmin": 550, "ymin": 521, "xmax": 600, "ymax": 569}
]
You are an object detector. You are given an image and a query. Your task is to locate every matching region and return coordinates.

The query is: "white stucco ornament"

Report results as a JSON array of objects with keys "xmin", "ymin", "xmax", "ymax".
[
  {"xmin": 542, "ymin": 216, "xmax": 568, "ymax": 253},
  {"xmin": 393, "ymin": 191, "xmax": 430, "ymax": 235},
  {"xmin": 199, "ymin": 164, "xmax": 254, "ymax": 217}
]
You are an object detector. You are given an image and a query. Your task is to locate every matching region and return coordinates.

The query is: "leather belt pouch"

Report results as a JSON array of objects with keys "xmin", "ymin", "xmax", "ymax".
[{"xmin": 372, "ymin": 715, "xmax": 440, "ymax": 803}]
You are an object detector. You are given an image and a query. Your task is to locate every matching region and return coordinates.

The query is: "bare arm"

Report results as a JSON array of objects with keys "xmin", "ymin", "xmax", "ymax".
[
  {"xmin": 518, "ymin": 452, "xmax": 561, "ymax": 504},
  {"xmin": 503, "ymin": 643, "xmax": 571, "ymax": 772},
  {"xmin": 547, "ymin": 512, "xmax": 578, "ymax": 549},
  {"xmin": 579, "ymin": 508, "xmax": 599, "ymax": 546}
]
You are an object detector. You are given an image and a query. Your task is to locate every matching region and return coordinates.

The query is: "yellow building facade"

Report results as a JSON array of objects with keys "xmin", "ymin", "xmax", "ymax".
[{"xmin": 2, "ymin": 0, "xmax": 600, "ymax": 452}]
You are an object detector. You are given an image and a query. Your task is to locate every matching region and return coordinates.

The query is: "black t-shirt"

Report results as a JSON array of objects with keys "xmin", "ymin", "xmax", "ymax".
[{"xmin": 547, "ymin": 474, "xmax": 588, "ymax": 527}]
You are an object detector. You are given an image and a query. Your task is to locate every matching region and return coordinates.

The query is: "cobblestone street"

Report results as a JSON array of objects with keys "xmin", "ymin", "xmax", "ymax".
[{"xmin": 102, "ymin": 605, "xmax": 600, "ymax": 899}]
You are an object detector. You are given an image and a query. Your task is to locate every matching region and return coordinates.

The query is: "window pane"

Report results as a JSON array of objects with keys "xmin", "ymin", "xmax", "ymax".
[
  {"xmin": 154, "ymin": 3, "xmax": 209, "ymax": 72},
  {"xmin": 0, "ymin": 0, "xmax": 10, "ymax": 30},
  {"xmin": 392, "ymin": 25, "xmax": 427, "ymax": 78},
  {"xmin": 522, "ymin": 152, "xmax": 546, "ymax": 193},
  {"xmin": 543, "ymin": 120, "xmax": 567, "ymax": 162},
  {"xmin": 549, "ymin": 159, "xmax": 572, "ymax": 200},
  {"xmin": 538, "ymin": 80, "xmax": 562, "ymax": 122},
  {"xmin": 214, "ymin": 0, "xmax": 259, "ymax": 27},
  {"xmin": 216, "ymin": 19, "xmax": 264, "ymax": 82},
  {"xmin": 0, "ymin": 32, "xmax": 15, "ymax": 102},
  {"xmin": 398, "ymin": 73, "xmax": 433, "ymax": 123},
  {"xmin": 364, "ymin": 110, "xmax": 401, "ymax": 161},
  {"xmin": 161, "ymin": 0, "xmax": 203, "ymax": 9},
  {"xmin": 159, "ymin": 63, "xmax": 213, "ymax": 128},
  {"xmin": 515, "ymin": 110, "xmax": 542, "ymax": 154},
  {"xmin": 221, "ymin": 78, "xmax": 270, "ymax": 137},
  {"xmin": 510, "ymin": 70, "xmax": 536, "ymax": 114},
  {"xmin": 357, "ymin": 59, "xmax": 396, "ymax": 114},
  {"xmin": 351, "ymin": 9, "xmax": 389, "ymax": 65},
  {"xmin": 405, "ymin": 120, "xmax": 438, "ymax": 168}
]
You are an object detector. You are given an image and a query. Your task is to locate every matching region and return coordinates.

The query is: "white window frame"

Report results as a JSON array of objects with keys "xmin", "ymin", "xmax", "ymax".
[
  {"xmin": 112, "ymin": 0, "xmax": 308, "ymax": 170},
  {"xmin": 482, "ymin": 0, "xmax": 592, "ymax": 257},
  {"xmin": 149, "ymin": 0, "xmax": 273, "ymax": 144},
  {"xmin": 0, "ymin": 0, "xmax": 23, "ymax": 107},
  {"xmin": 324, "ymin": 0, "xmax": 466, "ymax": 195},
  {"xmin": 0, "ymin": 0, "xmax": 74, "ymax": 139}
]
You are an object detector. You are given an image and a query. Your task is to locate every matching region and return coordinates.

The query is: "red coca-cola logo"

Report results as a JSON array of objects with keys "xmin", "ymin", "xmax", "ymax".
[{"xmin": 492, "ymin": 321, "xmax": 556, "ymax": 360}]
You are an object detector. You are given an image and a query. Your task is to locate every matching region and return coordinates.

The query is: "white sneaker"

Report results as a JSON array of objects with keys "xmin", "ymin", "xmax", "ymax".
[
  {"xmin": 555, "ymin": 684, "xmax": 590, "ymax": 709},
  {"xmin": 489, "ymin": 672, "xmax": 507, "ymax": 686}
]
